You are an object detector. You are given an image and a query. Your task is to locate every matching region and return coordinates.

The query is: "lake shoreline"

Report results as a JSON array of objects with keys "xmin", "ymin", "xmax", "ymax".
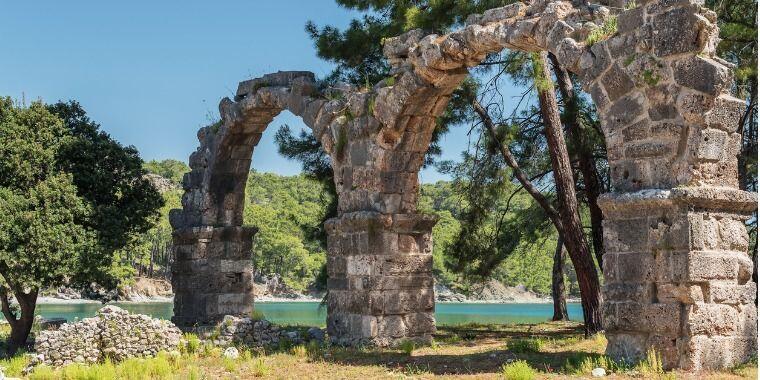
[{"xmin": 37, "ymin": 296, "xmax": 580, "ymax": 305}]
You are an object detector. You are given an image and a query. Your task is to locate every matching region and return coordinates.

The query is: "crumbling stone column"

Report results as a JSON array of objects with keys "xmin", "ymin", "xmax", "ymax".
[
  {"xmin": 171, "ymin": 226, "xmax": 256, "ymax": 327},
  {"xmin": 325, "ymin": 212, "xmax": 437, "ymax": 346},
  {"xmin": 383, "ymin": 0, "xmax": 757, "ymax": 369}
]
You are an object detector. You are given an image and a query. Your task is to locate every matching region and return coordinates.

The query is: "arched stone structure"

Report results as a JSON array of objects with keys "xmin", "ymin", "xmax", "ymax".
[{"xmin": 172, "ymin": 0, "xmax": 756, "ymax": 369}]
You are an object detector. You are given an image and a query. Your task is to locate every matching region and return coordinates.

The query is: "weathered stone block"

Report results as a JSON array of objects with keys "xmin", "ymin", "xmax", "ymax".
[
  {"xmin": 602, "ymin": 65, "xmax": 636, "ymax": 101},
  {"xmin": 673, "ymin": 56, "xmax": 732, "ymax": 96},
  {"xmin": 652, "ymin": 7, "xmax": 704, "ymax": 57}
]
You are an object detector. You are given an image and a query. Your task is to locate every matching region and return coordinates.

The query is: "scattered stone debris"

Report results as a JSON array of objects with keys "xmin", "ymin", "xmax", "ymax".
[{"xmin": 208, "ymin": 315, "xmax": 325, "ymax": 347}]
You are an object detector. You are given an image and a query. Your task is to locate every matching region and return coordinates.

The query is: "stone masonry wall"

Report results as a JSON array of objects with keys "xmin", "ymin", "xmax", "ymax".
[
  {"xmin": 171, "ymin": 0, "xmax": 757, "ymax": 365},
  {"xmin": 32, "ymin": 306, "xmax": 181, "ymax": 367}
]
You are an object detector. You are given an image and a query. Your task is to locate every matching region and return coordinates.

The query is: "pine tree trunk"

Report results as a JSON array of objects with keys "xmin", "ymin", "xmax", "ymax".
[
  {"xmin": 535, "ymin": 52, "xmax": 603, "ymax": 336},
  {"xmin": 552, "ymin": 236, "xmax": 569, "ymax": 321},
  {"xmin": 549, "ymin": 52, "xmax": 605, "ymax": 271}
]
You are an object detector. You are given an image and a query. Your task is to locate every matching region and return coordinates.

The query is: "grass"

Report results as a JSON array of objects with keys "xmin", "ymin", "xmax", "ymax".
[
  {"xmin": 506, "ymin": 337, "xmax": 546, "ymax": 353},
  {"xmin": 586, "ymin": 16, "xmax": 618, "ymax": 46},
  {"xmin": 0, "ymin": 352, "xmax": 31, "ymax": 377},
  {"xmin": 2, "ymin": 322, "xmax": 755, "ymax": 379},
  {"xmin": 250, "ymin": 309, "xmax": 265, "ymax": 321},
  {"xmin": 399, "ymin": 339, "xmax": 416, "ymax": 355},
  {"xmin": 502, "ymin": 360, "xmax": 536, "ymax": 380}
]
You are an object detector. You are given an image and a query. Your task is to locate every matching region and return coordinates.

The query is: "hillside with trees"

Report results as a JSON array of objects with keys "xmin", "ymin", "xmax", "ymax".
[{"xmin": 140, "ymin": 159, "xmax": 577, "ymax": 297}]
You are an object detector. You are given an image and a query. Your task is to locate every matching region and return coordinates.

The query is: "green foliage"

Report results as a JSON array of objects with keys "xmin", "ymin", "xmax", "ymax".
[
  {"xmin": 501, "ymin": 360, "xmax": 536, "ymax": 380},
  {"xmin": 0, "ymin": 352, "xmax": 30, "ymax": 376},
  {"xmin": 635, "ymin": 347, "xmax": 664, "ymax": 376},
  {"xmin": 250, "ymin": 309, "xmax": 266, "ymax": 321},
  {"xmin": 506, "ymin": 338, "xmax": 545, "ymax": 353},
  {"xmin": 143, "ymin": 159, "xmax": 190, "ymax": 185},
  {"xmin": 47, "ymin": 100, "xmax": 163, "ymax": 289},
  {"xmin": 585, "ymin": 16, "xmax": 618, "ymax": 46},
  {"xmin": 0, "ymin": 173, "xmax": 93, "ymax": 289},
  {"xmin": 529, "ymin": 53, "xmax": 551, "ymax": 92},
  {"xmin": 251, "ymin": 357, "xmax": 270, "ymax": 377},
  {"xmin": 398, "ymin": 339, "xmax": 416, "ymax": 355},
  {"xmin": 181, "ymin": 333, "xmax": 201, "ymax": 354},
  {"xmin": 290, "ymin": 345, "xmax": 308, "ymax": 357},
  {"xmin": 563, "ymin": 353, "xmax": 626, "ymax": 375},
  {"xmin": 244, "ymin": 172, "xmax": 333, "ymax": 291}
]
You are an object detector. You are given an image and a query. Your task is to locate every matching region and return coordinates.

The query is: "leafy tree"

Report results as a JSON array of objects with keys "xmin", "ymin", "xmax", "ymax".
[
  {"xmin": 0, "ymin": 99, "xmax": 95, "ymax": 354},
  {"xmin": 144, "ymin": 159, "xmax": 191, "ymax": 186},
  {"xmin": 47, "ymin": 101, "xmax": 164, "ymax": 289}
]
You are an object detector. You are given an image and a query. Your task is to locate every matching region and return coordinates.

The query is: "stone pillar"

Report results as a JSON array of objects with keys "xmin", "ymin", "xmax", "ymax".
[
  {"xmin": 325, "ymin": 212, "xmax": 437, "ymax": 346},
  {"xmin": 171, "ymin": 226, "xmax": 257, "ymax": 327},
  {"xmin": 600, "ymin": 189, "xmax": 757, "ymax": 370}
]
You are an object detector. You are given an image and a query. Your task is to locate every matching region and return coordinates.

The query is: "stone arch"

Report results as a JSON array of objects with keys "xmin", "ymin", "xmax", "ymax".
[{"xmin": 172, "ymin": 0, "xmax": 756, "ymax": 368}]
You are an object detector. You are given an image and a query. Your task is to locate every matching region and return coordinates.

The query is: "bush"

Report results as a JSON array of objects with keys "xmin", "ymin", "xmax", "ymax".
[
  {"xmin": 181, "ymin": 333, "xmax": 201, "ymax": 354},
  {"xmin": 399, "ymin": 340, "xmax": 416, "ymax": 355},
  {"xmin": 251, "ymin": 358, "xmax": 270, "ymax": 377},
  {"xmin": 501, "ymin": 360, "xmax": 536, "ymax": 380},
  {"xmin": 291, "ymin": 345, "xmax": 308, "ymax": 358},
  {"xmin": 0, "ymin": 353, "xmax": 30, "ymax": 377},
  {"xmin": 506, "ymin": 338, "xmax": 545, "ymax": 353},
  {"xmin": 250, "ymin": 309, "xmax": 266, "ymax": 321}
]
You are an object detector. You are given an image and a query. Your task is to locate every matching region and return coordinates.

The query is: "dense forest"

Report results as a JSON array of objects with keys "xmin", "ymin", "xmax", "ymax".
[{"xmin": 136, "ymin": 159, "xmax": 579, "ymax": 297}]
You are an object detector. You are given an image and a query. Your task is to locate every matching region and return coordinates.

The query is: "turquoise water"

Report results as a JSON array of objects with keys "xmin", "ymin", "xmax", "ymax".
[{"xmin": 29, "ymin": 302, "xmax": 582, "ymax": 326}]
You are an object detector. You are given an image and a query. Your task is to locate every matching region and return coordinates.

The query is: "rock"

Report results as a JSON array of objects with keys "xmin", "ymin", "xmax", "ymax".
[
  {"xmin": 591, "ymin": 367, "xmax": 606, "ymax": 377},
  {"xmin": 307, "ymin": 327, "xmax": 325, "ymax": 343},
  {"xmin": 144, "ymin": 173, "xmax": 176, "ymax": 193},
  {"xmin": 31, "ymin": 306, "xmax": 181, "ymax": 368},
  {"xmin": 223, "ymin": 347, "xmax": 239, "ymax": 360},
  {"xmin": 434, "ymin": 282, "xmax": 467, "ymax": 302}
]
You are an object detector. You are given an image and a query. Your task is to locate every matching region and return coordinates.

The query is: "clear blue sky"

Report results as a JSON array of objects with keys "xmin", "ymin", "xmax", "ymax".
[{"xmin": 1, "ymin": 1, "xmax": 523, "ymax": 183}]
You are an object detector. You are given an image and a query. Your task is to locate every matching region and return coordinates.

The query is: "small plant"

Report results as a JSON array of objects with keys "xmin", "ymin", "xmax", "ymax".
[
  {"xmin": 251, "ymin": 357, "xmax": 270, "ymax": 377},
  {"xmin": 507, "ymin": 338, "xmax": 545, "ymax": 353},
  {"xmin": 642, "ymin": 69, "xmax": 661, "ymax": 86},
  {"xmin": 403, "ymin": 362, "xmax": 431, "ymax": 375},
  {"xmin": 501, "ymin": 360, "xmax": 536, "ymax": 380},
  {"xmin": 0, "ymin": 352, "xmax": 31, "ymax": 377},
  {"xmin": 28, "ymin": 366, "xmax": 57, "ymax": 380},
  {"xmin": 181, "ymin": 333, "xmax": 202, "ymax": 354},
  {"xmin": 223, "ymin": 357, "xmax": 237, "ymax": 372},
  {"xmin": 209, "ymin": 120, "xmax": 223, "ymax": 134},
  {"xmin": 399, "ymin": 339, "xmax": 416, "ymax": 355},
  {"xmin": 636, "ymin": 347, "xmax": 664, "ymax": 376},
  {"xmin": 250, "ymin": 309, "xmax": 266, "ymax": 321},
  {"xmin": 291, "ymin": 344, "xmax": 308, "ymax": 358},
  {"xmin": 188, "ymin": 366, "xmax": 202, "ymax": 380},
  {"xmin": 586, "ymin": 16, "xmax": 618, "ymax": 46}
]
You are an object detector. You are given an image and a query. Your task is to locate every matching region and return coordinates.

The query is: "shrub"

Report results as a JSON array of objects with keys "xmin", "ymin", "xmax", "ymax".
[
  {"xmin": 181, "ymin": 333, "xmax": 202, "ymax": 354},
  {"xmin": 586, "ymin": 16, "xmax": 618, "ymax": 46},
  {"xmin": 501, "ymin": 360, "xmax": 536, "ymax": 380},
  {"xmin": 291, "ymin": 345, "xmax": 308, "ymax": 358},
  {"xmin": 0, "ymin": 353, "xmax": 30, "ymax": 377},
  {"xmin": 250, "ymin": 309, "xmax": 266, "ymax": 321},
  {"xmin": 399, "ymin": 340, "xmax": 416, "ymax": 355},
  {"xmin": 506, "ymin": 338, "xmax": 545, "ymax": 353},
  {"xmin": 636, "ymin": 347, "xmax": 664, "ymax": 376},
  {"xmin": 251, "ymin": 358, "xmax": 270, "ymax": 377}
]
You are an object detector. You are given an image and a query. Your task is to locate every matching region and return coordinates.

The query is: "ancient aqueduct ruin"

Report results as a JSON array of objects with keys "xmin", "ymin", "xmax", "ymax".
[{"xmin": 169, "ymin": 0, "xmax": 757, "ymax": 370}]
